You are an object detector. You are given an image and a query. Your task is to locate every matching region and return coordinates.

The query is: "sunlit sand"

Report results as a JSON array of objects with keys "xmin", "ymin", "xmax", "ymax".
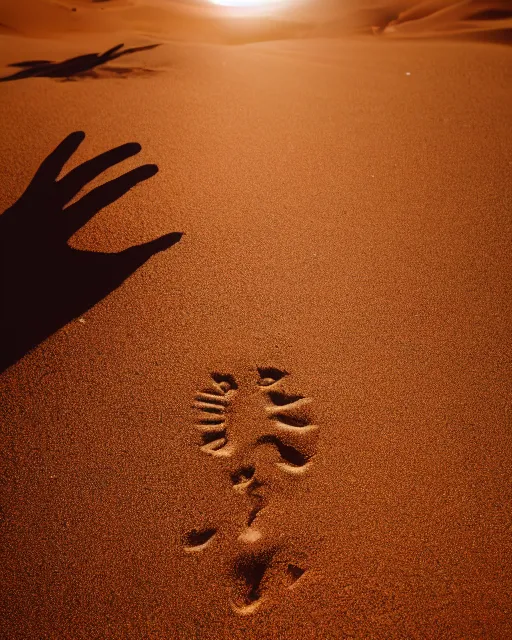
[{"xmin": 0, "ymin": 1, "xmax": 511, "ymax": 638}]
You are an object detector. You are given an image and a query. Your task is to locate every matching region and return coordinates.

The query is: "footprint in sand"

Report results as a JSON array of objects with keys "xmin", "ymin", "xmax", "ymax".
[
  {"xmin": 183, "ymin": 367, "xmax": 318, "ymax": 614},
  {"xmin": 192, "ymin": 372, "xmax": 238, "ymax": 457},
  {"xmin": 230, "ymin": 547, "xmax": 308, "ymax": 616}
]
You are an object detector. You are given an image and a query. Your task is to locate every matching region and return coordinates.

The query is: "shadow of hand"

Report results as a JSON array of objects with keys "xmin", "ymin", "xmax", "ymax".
[{"xmin": 0, "ymin": 131, "xmax": 182, "ymax": 372}]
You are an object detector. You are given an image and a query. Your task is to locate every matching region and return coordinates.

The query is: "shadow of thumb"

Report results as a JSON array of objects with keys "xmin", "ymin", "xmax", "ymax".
[{"xmin": 120, "ymin": 232, "xmax": 184, "ymax": 267}]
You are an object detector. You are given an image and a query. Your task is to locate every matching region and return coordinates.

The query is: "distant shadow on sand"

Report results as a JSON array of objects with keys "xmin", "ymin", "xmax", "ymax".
[
  {"xmin": 0, "ymin": 43, "xmax": 160, "ymax": 82},
  {"xmin": 0, "ymin": 131, "xmax": 183, "ymax": 373}
]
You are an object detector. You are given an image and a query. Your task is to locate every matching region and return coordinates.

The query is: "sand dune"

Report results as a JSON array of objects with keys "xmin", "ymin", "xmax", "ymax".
[
  {"xmin": 0, "ymin": 0, "xmax": 511, "ymax": 42},
  {"xmin": 0, "ymin": 0, "xmax": 511, "ymax": 638},
  {"xmin": 379, "ymin": 0, "xmax": 512, "ymax": 38}
]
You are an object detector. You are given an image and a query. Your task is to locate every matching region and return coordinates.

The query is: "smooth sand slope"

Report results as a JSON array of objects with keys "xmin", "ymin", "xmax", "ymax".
[
  {"xmin": 1, "ymin": 0, "xmax": 512, "ymax": 41},
  {"xmin": 0, "ymin": 2, "xmax": 511, "ymax": 638}
]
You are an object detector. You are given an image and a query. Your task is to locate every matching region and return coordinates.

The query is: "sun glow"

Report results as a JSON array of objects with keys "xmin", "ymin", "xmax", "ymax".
[{"xmin": 209, "ymin": 0, "xmax": 286, "ymax": 6}]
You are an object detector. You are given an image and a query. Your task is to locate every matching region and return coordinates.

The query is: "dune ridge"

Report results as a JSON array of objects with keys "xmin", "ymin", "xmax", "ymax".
[
  {"xmin": 0, "ymin": 0, "xmax": 511, "ymax": 43},
  {"xmin": 377, "ymin": 0, "xmax": 512, "ymax": 38}
]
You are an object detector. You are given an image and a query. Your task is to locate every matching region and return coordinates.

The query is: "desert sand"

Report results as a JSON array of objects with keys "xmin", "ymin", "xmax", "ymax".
[{"xmin": 0, "ymin": 1, "xmax": 511, "ymax": 638}]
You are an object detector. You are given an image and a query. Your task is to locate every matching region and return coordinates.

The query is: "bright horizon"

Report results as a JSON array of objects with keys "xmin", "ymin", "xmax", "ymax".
[{"xmin": 209, "ymin": 0, "xmax": 287, "ymax": 7}]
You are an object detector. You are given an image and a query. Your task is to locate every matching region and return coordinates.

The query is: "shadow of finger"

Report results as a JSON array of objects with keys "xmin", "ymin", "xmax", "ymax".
[
  {"xmin": 57, "ymin": 142, "xmax": 142, "ymax": 203},
  {"xmin": 28, "ymin": 131, "xmax": 86, "ymax": 191},
  {"xmin": 63, "ymin": 164, "xmax": 158, "ymax": 238}
]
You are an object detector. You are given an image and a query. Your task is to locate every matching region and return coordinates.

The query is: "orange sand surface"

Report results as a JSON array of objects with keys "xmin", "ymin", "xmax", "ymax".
[{"xmin": 0, "ymin": 1, "xmax": 511, "ymax": 638}]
